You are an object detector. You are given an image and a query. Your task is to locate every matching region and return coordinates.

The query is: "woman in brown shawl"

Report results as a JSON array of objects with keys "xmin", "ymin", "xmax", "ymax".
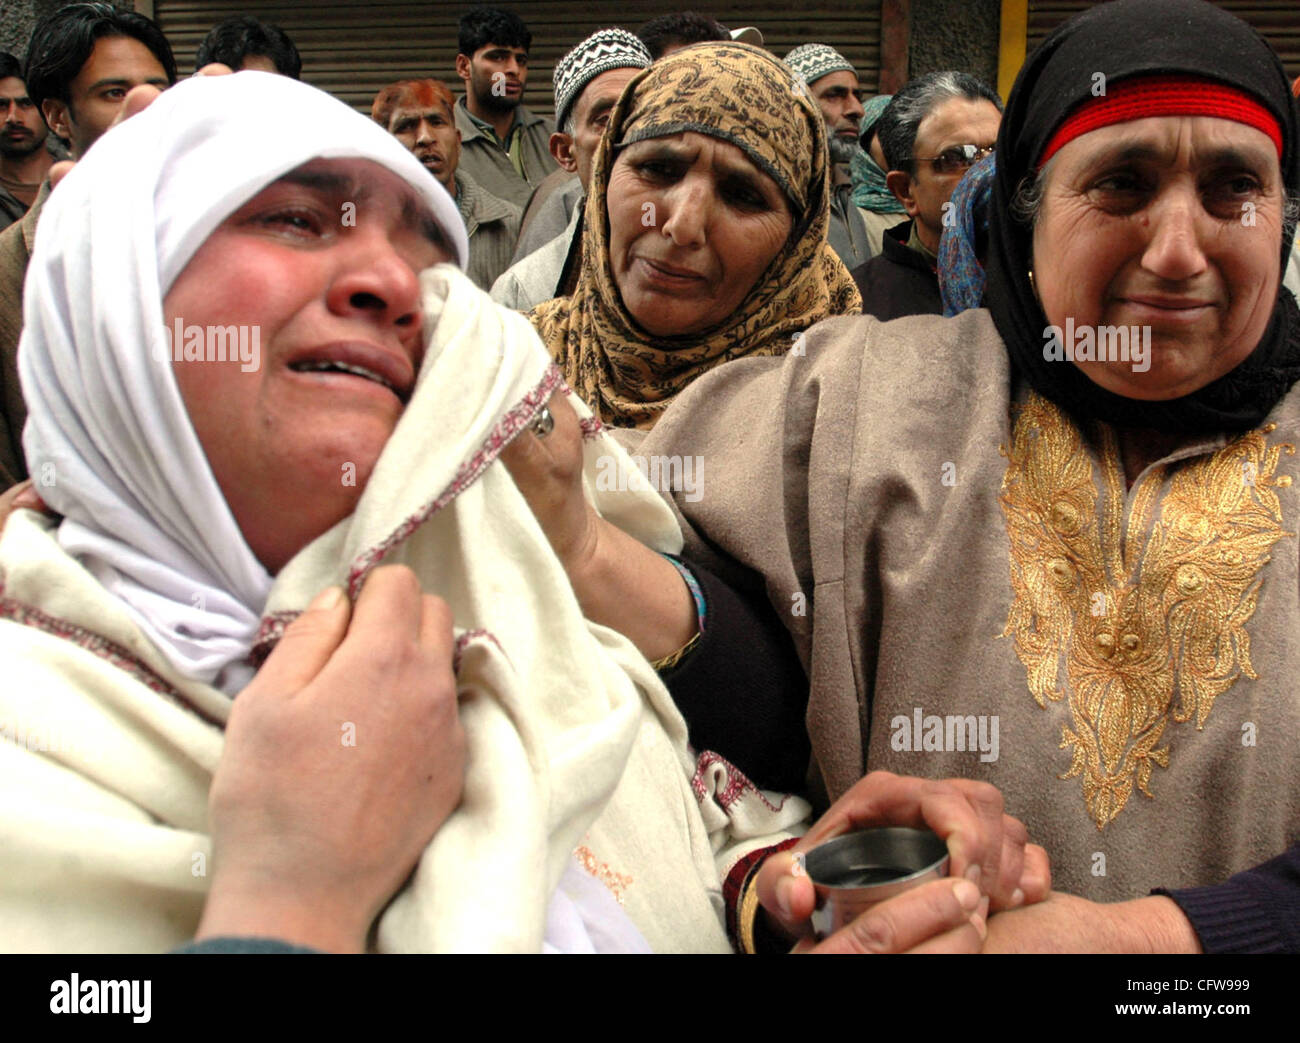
[{"xmin": 529, "ymin": 42, "xmax": 860, "ymax": 429}]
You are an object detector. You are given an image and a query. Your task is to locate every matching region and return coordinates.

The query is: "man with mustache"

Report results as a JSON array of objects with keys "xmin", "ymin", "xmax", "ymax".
[
  {"xmin": 784, "ymin": 44, "xmax": 873, "ymax": 271},
  {"xmin": 452, "ymin": 6, "xmax": 557, "ymax": 210},
  {"xmin": 492, "ymin": 28, "xmax": 651, "ymax": 311},
  {"xmin": 373, "ymin": 78, "xmax": 521, "ymax": 291},
  {"xmin": 0, "ymin": 53, "xmax": 53, "ymax": 232},
  {"xmin": 851, "ymin": 71, "xmax": 1002, "ymax": 321}
]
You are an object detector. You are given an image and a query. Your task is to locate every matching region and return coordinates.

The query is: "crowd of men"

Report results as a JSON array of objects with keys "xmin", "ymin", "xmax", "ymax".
[{"xmin": 0, "ymin": 2, "xmax": 1015, "ymax": 489}]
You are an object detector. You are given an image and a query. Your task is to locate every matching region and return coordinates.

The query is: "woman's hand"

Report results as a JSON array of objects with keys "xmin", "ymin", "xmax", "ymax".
[
  {"xmin": 755, "ymin": 771, "xmax": 1051, "ymax": 952},
  {"xmin": 499, "ymin": 391, "xmax": 600, "ymax": 572},
  {"xmin": 501, "ymin": 392, "xmax": 697, "ymax": 662},
  {"xmin": 196, "ymin": 565, "xmax": 466, "ymax": 953}
]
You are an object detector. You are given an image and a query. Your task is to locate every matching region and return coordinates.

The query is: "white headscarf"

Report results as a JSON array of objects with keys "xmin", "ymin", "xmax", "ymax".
[{"xmin": 19, "ymin": 72, "xmax": 469, "ymax": 693}]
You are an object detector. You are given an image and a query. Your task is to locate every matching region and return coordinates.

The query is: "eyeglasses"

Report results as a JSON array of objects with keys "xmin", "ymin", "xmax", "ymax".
[{"xmin": 909, "ymin": 144, "xmax": 995, "ymax": 175}]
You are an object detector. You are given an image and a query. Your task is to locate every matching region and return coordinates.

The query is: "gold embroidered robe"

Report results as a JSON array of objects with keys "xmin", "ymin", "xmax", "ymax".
[{"xmin": 643, "ymin": 307, "xmax": 1300, "ymax": 901}]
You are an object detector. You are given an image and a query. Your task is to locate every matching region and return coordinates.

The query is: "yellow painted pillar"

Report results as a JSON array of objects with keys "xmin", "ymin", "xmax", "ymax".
[{"xmin": 999, "ymin": 0, "xmax": 1029, "ymax": 102}]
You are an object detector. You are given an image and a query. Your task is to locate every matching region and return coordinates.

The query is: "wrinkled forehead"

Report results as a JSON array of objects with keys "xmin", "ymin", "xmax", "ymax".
[
  {"xmin": 574, "ymin": 66, "xmax": 642, "ymax": 122},
  {"xmin": 617, "ymin": 45, "xmax": 816, "ymax": 213},
  {"xmin": 813, "ymin": 70, "xmax": 860, "ymax": 98},
  {"xmin": 258, "ymin": 157, "xmax": 446, "ymax": 241},
  {"xmin": 388, "ymin": 100, "xmax": 454, "ymax": 127},
  {"xmin": 916, "ymin": 97, "xmax": 1002, "ymax": 152}
]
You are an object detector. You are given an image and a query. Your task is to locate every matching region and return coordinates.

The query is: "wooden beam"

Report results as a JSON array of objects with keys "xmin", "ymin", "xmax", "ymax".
[
  {"xmin": 879, "ymin": 0, "xmax": 911, "ymax": 94},
  {"xmin": 998, "ymin": 0, "xmax": 1028, "ymax": 103}
]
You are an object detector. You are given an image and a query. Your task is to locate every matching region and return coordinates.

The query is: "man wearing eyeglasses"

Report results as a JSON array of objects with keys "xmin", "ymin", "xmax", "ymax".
[
  {"xmin": 852, "ymin": 71, "xmax": 1003, "ymax": 321},
  {"xmin": 784, "ymin": 44, "xmax": 874, "ymax": 270}
]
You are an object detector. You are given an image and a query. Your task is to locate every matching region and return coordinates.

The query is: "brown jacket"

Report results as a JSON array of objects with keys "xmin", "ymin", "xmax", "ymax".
[
  {"xmin": 0, "ymin": 179, "xmax": 47, "ymax": 486},
  {"xmin": 643, "ymin": 307, "xmax": 1300, "ymax": 900}
]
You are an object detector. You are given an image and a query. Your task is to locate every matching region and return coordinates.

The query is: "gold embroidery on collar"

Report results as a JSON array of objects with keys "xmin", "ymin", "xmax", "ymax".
[{"xmin": 999, "ymin": 393, "xmax": 1294, "ymax": 828}]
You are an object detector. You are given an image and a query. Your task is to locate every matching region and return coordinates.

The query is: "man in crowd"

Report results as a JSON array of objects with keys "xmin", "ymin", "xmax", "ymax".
[
  {"xmin": 636, "ymin": 12, "xmax": 761, "ymax": 60},
  {"xmin": 194, "ymin": 14, "xmax": 301, "ymax": 77},
  {"xmin": 0, "ymin": 53, "xmax": 52, "ymax": 231},
  {"xmin": 0, "ymin": 2, "xmax": 176, "ymax": 487},
  {"xmin": 492, "ymin": 28, "xmax": 650, "ymax": 310},
  {"xmin": 373, "ymin": 77, "xmax": 520, "ymax": 290},
  {"xmin": 784, "ymin": 43, "xmax": 873, "ymax": 271},
  {"xmin": 851, "ymin": 70, "xmax": 1001, "ymax": 321},
  {"xmin": 453, "ymin": 5, "xmax": 556, "ymax": 209},
  {"xmin": 852, "ymin": 93, "xmax": 907, "ymax": 257}
]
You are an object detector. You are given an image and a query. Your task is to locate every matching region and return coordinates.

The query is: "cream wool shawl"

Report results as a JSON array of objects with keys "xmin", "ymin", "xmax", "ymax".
[{"xmin": 0, "ymin": 266, "xmax": 807, "ymax": 952}]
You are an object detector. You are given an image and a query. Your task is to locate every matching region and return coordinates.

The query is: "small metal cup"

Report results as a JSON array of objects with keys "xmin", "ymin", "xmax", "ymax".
[{"xmin": 802, "ymin": 827, "xmax": 950, "ymax": 939}]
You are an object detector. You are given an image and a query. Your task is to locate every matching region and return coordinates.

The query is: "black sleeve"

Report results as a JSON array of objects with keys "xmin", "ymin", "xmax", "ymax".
[
  {"xmin": 662, "ymin": 558, "xmax": 810, "ymax": 794},
  {"xmin": 1153, "ymin": 844, "xmax": 1300, "ymax": 953},
  {"xmin": 172, "ymin": 937, "xmax": 322, "ymax": 954}
]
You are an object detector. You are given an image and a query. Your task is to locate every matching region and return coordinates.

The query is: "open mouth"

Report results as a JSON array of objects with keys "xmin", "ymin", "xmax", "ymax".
[{"xmin": 288, "ymin": 359, "xmax": 410, "ymax": 403}]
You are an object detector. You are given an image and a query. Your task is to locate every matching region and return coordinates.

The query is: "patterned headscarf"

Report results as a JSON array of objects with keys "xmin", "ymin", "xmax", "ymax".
[
  {"xmin": 938, "ymin": 152, "xmax": 995, "ymax": 317},
  {"xmin": 530, "ymin": 42, "xmax": 861, "ymax": 429}
]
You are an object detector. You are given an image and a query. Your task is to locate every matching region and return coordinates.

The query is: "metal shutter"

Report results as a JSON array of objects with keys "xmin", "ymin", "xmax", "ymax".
[
  {"xmin": 150, "ymin": 0, "xmax": 884, "ymax": 117},
  {"xmin": 1027, "ymin": 1, "xmax": 1299, "ymax": 80}
]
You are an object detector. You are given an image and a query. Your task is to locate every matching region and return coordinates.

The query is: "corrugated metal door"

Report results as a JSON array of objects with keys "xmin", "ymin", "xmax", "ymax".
[
  {"xmin": 151, "ymin": 1, "xmax": 883, "ymax": 116},
  {"xmin": 1028, "ymin": 1, "xmax": 1299, "ymax": 79}
]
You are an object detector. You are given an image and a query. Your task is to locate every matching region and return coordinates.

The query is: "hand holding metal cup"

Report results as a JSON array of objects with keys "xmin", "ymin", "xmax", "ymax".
[{"xmin": 752, "ymin": 772, "xmax": 1051, "ymax": 953}]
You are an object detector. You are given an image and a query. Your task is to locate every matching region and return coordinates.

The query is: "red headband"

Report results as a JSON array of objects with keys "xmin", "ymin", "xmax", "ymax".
[{"xmin": 1038, "ymin": 75, "xmax": 1283, "ymax": 168}]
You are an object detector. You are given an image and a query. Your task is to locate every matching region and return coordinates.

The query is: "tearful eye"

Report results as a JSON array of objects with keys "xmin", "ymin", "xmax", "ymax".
[
  {"xmin": 258, "ymin": 208, "xmax": 326, "ymax": 237},
  {"xmin": 1088, "ymin": 172, "xmax": 1151, "ymax": 214},
  {"xmin": 722, "ymin": 181, "xmax": 768, "ymax": 210},
  {"xmin": 635, "ymin": 160, "xmax": 681, "ymax": 182},
  {"xmin": 1203, "ymin": 174, "xmax": 1266, "ymax": 219}
]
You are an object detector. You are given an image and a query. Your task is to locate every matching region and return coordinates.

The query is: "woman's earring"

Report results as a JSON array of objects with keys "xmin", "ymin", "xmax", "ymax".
[{"xmin": 1027, "ymin": 269, "xmax": 1036, "ymax": 294}]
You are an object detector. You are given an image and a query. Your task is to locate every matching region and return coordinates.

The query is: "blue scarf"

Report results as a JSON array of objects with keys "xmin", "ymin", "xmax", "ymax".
[{"xmin": 938, "ymin": 153, "xmax": 995, "ymax": 317}]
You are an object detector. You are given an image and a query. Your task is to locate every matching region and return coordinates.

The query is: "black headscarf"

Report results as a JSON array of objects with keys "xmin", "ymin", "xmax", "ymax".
[{"xmin": 985, "ymin": 0, "xmax": 1300, "ymax": 434}]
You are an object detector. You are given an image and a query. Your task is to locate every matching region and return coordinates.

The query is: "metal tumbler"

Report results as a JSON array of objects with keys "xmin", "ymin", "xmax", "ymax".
[{"xmin": 803, "ymin": 827, "xmax": 951, "ymax": 939}]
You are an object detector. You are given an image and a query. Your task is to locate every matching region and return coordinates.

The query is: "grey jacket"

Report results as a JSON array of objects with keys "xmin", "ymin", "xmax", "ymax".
[
  {"xmin": 453, "ymin": 98, "xmax": 558, "ymax": 210},
  {"xmin": 456, "ymin": 171, "xmax": 523, "ymax": 291}
]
